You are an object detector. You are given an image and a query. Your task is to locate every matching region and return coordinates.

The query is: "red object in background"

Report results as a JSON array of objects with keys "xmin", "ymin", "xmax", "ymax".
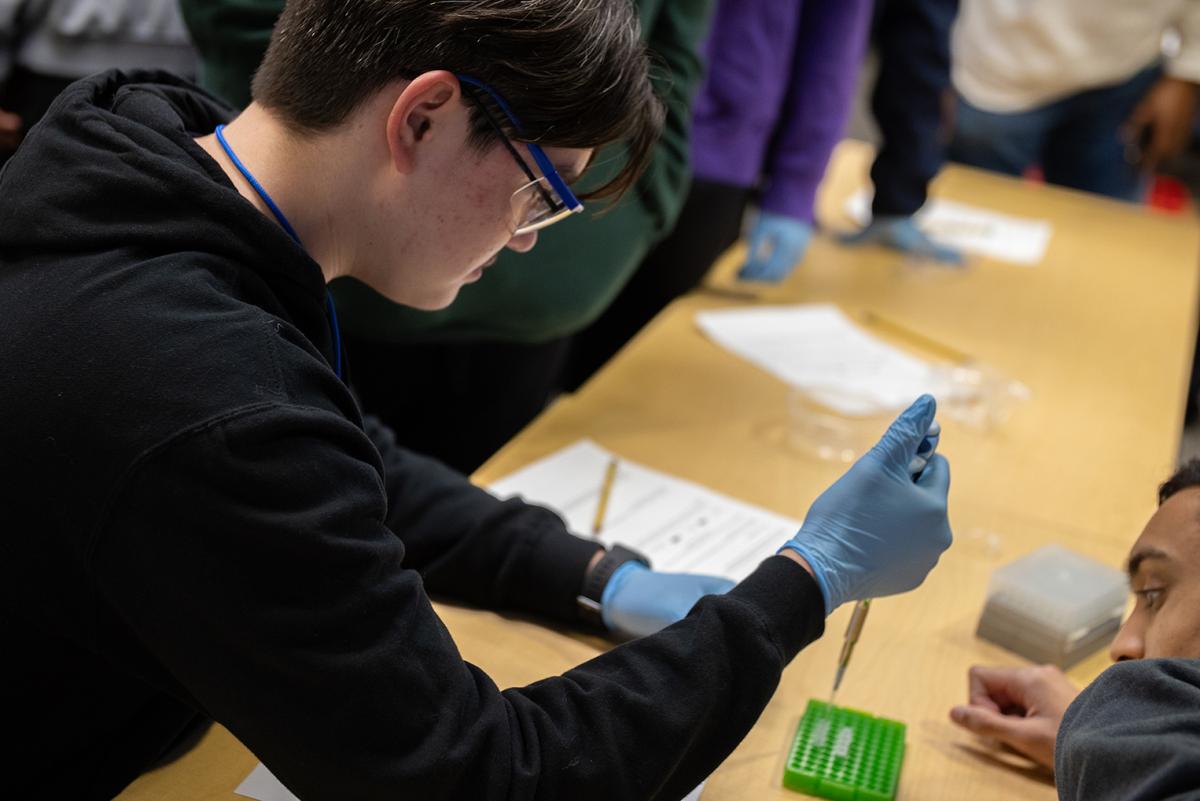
[{"xmin": 1147, "ymin": 174, "xmax": 1191, "ymax": 213}]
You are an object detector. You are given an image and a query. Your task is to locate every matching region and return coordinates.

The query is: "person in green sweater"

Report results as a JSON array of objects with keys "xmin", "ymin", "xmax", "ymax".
[{"xmin": 182, "ymin": 0, "xmax": 714, "ymax": 473}]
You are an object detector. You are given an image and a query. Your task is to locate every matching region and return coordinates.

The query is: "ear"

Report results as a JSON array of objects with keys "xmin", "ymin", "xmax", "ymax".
[{"xmin": 384, "ymin": 70, "xmax": 461, "ymax": 175}]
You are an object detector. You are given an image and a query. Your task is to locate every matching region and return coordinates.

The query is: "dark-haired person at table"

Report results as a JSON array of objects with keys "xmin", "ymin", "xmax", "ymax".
[
  {"xmin": 0, "ymin": 1, "xmax": 954, "ymax": 798},
  {"xmin": 951, "ymin": 459, "xmax": 1200, "ymax": 800},
  {"xmin": 181, "ymin": 0, "xmax": 718, "ymax": 475}
]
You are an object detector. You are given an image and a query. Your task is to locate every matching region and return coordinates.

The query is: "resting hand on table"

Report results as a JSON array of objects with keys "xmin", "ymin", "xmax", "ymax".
[
  {"xmin": 737, "ymin": 212, "xmax": 812, "ymax": 283},
  {"xmin": 779, "ymin": 394, "xmax": 952, "ymax": 614},
  {"xmin": 601, "ymin": 565, "xmax": 735, "ymax": 638},
  {"xmin": 840, "ymin": 216, "xmax": 964, "ymax": 265},
  {"xmin": 950, "ymin": 664, "xmax": 1080, "ymax": 770}
]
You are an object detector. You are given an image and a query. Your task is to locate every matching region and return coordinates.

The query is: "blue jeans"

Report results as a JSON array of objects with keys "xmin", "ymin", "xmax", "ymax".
[{"xmin": 948, "ymin": 66, "xmax": 1160, "ymax": 202}]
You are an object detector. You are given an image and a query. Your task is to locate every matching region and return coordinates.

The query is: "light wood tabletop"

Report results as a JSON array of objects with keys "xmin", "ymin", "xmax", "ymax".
[{"xmin": 117, "ymin": 140, "xmax": 1200, "ymax": 801}]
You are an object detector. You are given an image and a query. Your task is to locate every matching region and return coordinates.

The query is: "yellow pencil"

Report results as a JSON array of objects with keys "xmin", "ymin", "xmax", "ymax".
[
  {"xmin": 698, "ymin": 283, "xmax": 763, "ymax": 303},
  {"xmin": 860, "ymin": 310, "xmax": 973, "ymax": 365},
  {"xmin": 591, "ymin": 457, "xmax": 619, "ymax": 537}
]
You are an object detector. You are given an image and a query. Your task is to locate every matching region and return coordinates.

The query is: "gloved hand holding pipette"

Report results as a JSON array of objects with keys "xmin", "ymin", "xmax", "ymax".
[
  {"xmin": 598, "ymin": 396, "xmax": 946, "ymax": 639},
  {"xmin": 779, "ymin": 394, "xmax": 953, "ymax": 615}
]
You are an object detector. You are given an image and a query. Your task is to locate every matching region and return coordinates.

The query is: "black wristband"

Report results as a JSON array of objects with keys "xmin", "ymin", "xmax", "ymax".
[{"xmin": 576, "ymin": 544, "xmax": 651, "ymax": 628}]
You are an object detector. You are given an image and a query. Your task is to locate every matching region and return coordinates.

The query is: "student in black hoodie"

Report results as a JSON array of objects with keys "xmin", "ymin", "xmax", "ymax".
[{"xmin": 0, "ymin": 1, "xmax": 954, "ymax": 799}]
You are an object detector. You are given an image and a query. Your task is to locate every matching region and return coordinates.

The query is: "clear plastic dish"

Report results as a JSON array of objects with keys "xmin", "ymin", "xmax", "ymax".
[{"xmin": 785, "ymin": 362, "xmax": 1030, "ymax": 463}]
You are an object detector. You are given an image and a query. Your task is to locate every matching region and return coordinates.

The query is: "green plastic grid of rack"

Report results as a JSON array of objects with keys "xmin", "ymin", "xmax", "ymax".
[{"xmin": 782, "ymin": 699, "xmax": 906, "ymax": 801}]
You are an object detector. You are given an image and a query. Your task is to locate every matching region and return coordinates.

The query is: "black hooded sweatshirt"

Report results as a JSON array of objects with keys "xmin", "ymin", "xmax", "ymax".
[{"xmin": 0, "ymin": 71, "xmax": 825, "ymax": 801}]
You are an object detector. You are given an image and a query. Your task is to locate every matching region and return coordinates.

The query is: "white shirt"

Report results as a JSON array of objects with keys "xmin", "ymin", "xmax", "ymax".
[
  {"xmin": 0, "ymin": 0, "xmax": 196, "ymax": 85},
  {"xmin": 952, "ymin": 0, "xmax": 1200, "ymax": 112}
]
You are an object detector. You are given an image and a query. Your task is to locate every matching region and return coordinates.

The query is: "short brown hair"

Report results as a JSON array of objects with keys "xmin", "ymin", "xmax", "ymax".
[
  {"xmin": 1160, "ymin": 459, "xmax": 1200, "ymax": 504},
  {"xmin": 252, "ymin": 0, "xmax": 663, "ymax": 200}
]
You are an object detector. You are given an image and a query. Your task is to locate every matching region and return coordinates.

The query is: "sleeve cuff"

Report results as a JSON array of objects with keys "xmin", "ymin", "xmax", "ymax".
[
  {"xmin": 725, "ymin": 555, "xmax": 826, "ymax": 662},
  {"xmin": 760, "ymin": 179, "xmax": 820, "ymax": 224},
  {"xmin": 509, "ymin": 506, "xmax": 605, "ymax": 624}
]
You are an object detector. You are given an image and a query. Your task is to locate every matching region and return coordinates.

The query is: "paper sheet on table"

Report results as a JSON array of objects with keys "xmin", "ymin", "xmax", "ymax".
[
  {"xmin": 695, "ymin": 303, "xmax": 936, "ymax": 416},
  {"xmin": 844, "ymin": 189, "xmax": 1052, "ymax": 265},
  {"xmin": 490, "ymin": 440, "xmax": 799, "ymax": 582},
  {"xmin": 237, "ymin": 762, "xmax": 706, "ymax": 800},
  {"xmin": 236, "ymin": 763, "xmax": 298, "ymax": 801}
]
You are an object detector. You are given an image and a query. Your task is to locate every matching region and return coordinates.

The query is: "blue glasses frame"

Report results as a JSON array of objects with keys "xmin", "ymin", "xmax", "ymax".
[{"xmin": 456, "ymin": 74, "xmax": 584, "ymax": 227}]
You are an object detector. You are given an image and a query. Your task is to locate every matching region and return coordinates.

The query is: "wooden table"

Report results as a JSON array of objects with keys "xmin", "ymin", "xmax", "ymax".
[{"xmin": 118, "ymin": 140, "xmax": 1200, "ymax": 800}]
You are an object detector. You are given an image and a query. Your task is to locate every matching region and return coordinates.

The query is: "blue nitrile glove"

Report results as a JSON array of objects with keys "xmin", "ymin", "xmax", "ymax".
[
  {"xmin": 737, "ymin": 212, "xmax": 813, "ymax": 282},
  {"xmin": 840, "ymin": 216, "xmax": 964, "ymax": 265},
  {"xmin": 779, "ymin": 394, "xmax": 952, "ymax": 615},
  {"xmin": 601, "ymin": 564, "xmax": 736, "ymax": 638}
]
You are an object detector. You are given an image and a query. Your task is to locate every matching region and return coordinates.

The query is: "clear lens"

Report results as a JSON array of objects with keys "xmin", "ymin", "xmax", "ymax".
[{"xmin": 510, "ymin": 177, "xmax": 578, "ymax": 235}]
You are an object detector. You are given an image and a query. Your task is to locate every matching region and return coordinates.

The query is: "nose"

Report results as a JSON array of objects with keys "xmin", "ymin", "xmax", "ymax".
[
  {"xmin": 1109, "ymin": 615, "xmax": 1146, "ymax": 662},
  {"xmin": 506, "ymin": 230, "xmax": 538, "ymax": 253}
]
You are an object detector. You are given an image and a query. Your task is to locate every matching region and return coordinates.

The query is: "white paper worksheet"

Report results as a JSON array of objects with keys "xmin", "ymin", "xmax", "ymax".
[
  {"xmin": 489, "ymin": 439, "xmax": 800, "ymax": 581},
  {"xmin": 844, "ymin": 188, "xmax": 1052, "ymax": 265},
  {"xmin": 695, "ymin": 303, "xmax": 935, "ymax": 416},
  {"xmin": 235, "ymin": 763, "xmax": 297, "ymax": 801}
]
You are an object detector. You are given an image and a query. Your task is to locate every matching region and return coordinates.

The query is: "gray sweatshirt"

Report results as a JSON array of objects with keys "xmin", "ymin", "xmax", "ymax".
[
  {"xmin": 0, "ymin": 0, "xmax": 194, "ymax": 86},
  {"xmin": 1057, "ymin": 658, "xmax": 1200, "ymax": 801}
]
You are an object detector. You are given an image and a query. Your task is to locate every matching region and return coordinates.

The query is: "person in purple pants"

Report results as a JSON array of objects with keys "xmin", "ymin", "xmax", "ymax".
[{"xmin": 566, "ymin": 0, "xmax": 873, "ymax": 387}]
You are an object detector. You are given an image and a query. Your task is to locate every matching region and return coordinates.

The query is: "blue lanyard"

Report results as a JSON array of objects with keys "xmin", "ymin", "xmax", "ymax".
[{"xmin": 214, "ymin": 124, "xmax": 344, "ymax": 382}]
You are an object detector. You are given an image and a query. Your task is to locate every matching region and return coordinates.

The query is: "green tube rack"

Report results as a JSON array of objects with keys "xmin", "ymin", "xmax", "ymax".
[{"xmin": 782, "ymin": 700, "xmax": 906, "ymax": 801}]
